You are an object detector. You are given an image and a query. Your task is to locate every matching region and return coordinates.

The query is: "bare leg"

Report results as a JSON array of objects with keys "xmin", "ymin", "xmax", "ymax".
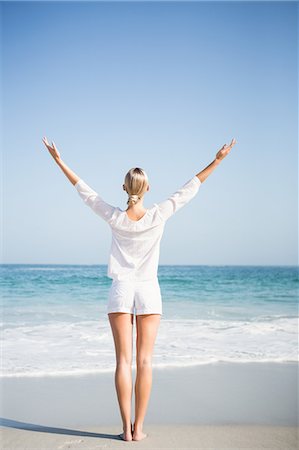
[
  {"xmin": 133, "ymin": 313, "xmax": 161, "ymax": 441},
  {"xmin": 108, "ymin": 312, "xmax": 134, "ymax": 441}
]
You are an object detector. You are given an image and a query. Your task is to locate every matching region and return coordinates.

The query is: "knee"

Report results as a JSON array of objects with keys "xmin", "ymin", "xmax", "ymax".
[
  {"xmin": 116, "ymin": 357, "xmax": 132, "ymax": 368},
  {"xmin": 136, "ymin": 355, "xmax": 152, "ymax": 368}
]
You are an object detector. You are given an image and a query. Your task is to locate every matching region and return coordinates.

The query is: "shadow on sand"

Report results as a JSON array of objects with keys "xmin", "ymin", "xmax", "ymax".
[{"xmin": 0, "ymin": 417, "xmax": 124, "ymax": 441}]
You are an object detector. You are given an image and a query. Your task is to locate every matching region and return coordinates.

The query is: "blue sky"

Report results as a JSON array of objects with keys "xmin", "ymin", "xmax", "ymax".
[{"xmin": 2, "ymin": 1, "xmax": 297, "ymax": 266}]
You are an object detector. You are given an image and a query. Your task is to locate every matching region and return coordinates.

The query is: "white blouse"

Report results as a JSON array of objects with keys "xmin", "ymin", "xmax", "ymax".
[{"xmin": 75, "ymin": 175, "xmax": 202, "ymax": 281}]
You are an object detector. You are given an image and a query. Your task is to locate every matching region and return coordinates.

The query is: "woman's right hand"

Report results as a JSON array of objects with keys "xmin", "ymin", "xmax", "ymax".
[
  {"xmin": 42, "ymin": 136, "xmax": 61, "ymax": 162},
  {"xmin": 215, "ymin": 138, "xmax": 237, "ymax": 162}
]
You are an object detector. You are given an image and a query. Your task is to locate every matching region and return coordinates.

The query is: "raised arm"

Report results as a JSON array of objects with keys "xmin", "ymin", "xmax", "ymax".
[
  {"xmin": 42, "ymin": 136, "xmax": 115, "ymax": 223},
  {"xmin": 157, "ymin": 138, "xmax": 237, "ymax": 221},
  {"xmin": 195, "ymin": 138, "xmax": 237, "ymax": 183},
  {"xmin": 156, "ymin": 175, "xmax": 202, "ymax": 221},
  {"xmin": 42, "ymin": 137, "xmax": 80, "ymax": 185}
]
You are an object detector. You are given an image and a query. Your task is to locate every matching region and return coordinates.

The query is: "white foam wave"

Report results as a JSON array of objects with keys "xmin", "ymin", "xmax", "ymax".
[{"xmin": 1, "ymin": 317, "xmax": 298, "ymax": 377}]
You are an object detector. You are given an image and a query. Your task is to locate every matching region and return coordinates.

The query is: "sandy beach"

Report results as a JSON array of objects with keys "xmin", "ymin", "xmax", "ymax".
[{"xmin": 1, "ymin": 362, "xmax": 298, "ymax": 449}]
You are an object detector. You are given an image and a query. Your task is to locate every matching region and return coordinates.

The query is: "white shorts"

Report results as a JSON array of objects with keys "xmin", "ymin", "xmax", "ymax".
[{"xmin": 106, "ymin": 277, "xmax": 163, "ymax": 316}]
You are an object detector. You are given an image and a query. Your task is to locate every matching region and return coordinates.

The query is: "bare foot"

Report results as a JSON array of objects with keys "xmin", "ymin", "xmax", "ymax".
[
  {"xmin": 119, "ymin": 429, "xmax": 132, "ymax": 441},
  {"xmin": 132, "ymin": 430, "xmax": 147, "ymax": 441}
]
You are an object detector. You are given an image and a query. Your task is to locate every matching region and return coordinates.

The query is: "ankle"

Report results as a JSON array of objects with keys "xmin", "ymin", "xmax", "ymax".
[
  {"xmin": 133, "ymin": 422, "xmax": 143, "ymax": 432},
  {"xmin": 123, "ymin": 423, "xmax": 132, "ymax": 433}
]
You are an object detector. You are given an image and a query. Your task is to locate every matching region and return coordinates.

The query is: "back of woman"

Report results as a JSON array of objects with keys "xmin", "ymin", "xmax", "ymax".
[{"xmin": 42, "ymin": 136, "xmax": 237, "ymax": 441}]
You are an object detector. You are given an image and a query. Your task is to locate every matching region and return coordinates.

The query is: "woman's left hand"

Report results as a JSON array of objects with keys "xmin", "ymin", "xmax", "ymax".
[{"xmin": 42, "ymin": 137, "xmax": 61, "ymax": 162}]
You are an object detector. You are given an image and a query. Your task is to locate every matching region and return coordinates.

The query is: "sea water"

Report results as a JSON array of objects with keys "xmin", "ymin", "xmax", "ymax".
[{"xmin": 1, "ymin": 264, "xmax": 298, "ymax": 377}]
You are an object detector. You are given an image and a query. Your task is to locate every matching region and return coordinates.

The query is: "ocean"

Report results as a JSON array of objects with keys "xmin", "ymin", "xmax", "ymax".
[{"xmin": 1, "ymin": 264, "xmax": 298, "ymax": 377}]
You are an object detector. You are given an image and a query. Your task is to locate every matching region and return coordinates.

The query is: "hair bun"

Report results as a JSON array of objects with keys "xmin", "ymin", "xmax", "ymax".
[
  {"xmin": 129, "ymin": 194, "xmax": 140, "ymax": 200},
  {"xmin": 127, "ymin": 194, "xmax": 140, "ymax": 206}
]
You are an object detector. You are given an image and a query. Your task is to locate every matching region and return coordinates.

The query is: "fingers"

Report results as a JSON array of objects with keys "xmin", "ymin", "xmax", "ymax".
[
  {"xmin": 223, "ymin": 138, "xmax": 237, "ymax": 150},
  {"xmin": 217, "ymin": 138, "xmax": 237, "ymax": 161},
  {"xmin": 42, "ymin": 137, "xmax": 52, "ymax": 150},
  {"xmin": 42, "ymin": 136, "xmax": 57, "ymax": 152}
]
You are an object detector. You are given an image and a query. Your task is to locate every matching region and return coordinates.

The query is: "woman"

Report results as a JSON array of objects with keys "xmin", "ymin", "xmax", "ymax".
[{"xmin": 42, "ymin": 136, "xmax": 237, "ymax": 441}]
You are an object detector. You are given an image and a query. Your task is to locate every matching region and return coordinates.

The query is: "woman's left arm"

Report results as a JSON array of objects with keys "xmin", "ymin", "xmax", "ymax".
[
  {"xmin": 42, "ymin": 137, "xmax": 115, "ymax": 222},
  {"xmin": 42, "ymin": 137, "xmax": 80, "ymax": 185}
]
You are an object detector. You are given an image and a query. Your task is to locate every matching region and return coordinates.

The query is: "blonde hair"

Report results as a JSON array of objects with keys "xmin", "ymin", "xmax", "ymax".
[{"xmin": 124, "ymin": 167, "xmax": 149, "ymax": 206}]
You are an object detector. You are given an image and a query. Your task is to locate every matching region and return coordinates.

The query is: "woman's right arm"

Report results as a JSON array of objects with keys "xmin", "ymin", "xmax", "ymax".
[
  {"xmin": 195, "ymin": 138, "xmax": 237, "ymax": 183},
  {"xmin": 157, "ymin": 138, "xmax": 237, "ymax": 221}
]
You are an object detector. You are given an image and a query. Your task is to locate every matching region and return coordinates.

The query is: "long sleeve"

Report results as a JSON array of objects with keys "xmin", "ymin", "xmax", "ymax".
[
  {"xmin": 74, "ymin": 179, "xmax": 116, "ymax": 223},
  {"xmin": 156, "ymin": 175, "xmax": 202, "ymax": 221}
]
